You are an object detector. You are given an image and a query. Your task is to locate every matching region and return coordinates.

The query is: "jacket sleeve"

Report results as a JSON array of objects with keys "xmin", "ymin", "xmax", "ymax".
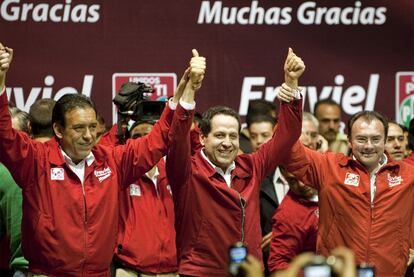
[
  {"xmin": 190, "ymin": 127, "xmax": 202, "ymax": 156},
  {"xmin": 0, "ymin": 93, "xmax": 39, "ymax": 188},
  {"xmin": 114, "ymin": 104, "xmax": 174, "ymax": 186},
  {"xmin": 251, "ymin": 99, "xmax": 303, "ymax": 181},
  {"xmin": 166, "ymin": 103, "xmax": 194, "ymax": 200},
  {"xmin": 283, "ymin": 141, "xmax": 328, "ymax": 191},
  {"xmin": 268, "ymin": 206, "xmax": 307, "ymax": 272}
]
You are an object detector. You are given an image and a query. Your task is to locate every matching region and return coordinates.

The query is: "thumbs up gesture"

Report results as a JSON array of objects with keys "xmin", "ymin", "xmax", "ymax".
[
  {"xmin": 0, "ymin": 43, "xmax": 13, "ymax": 90},
  {"xmin": 284, "ymin": 47, "xmax": 305, "ymax": 88},
  {"xmin": 189, "ymin": 49, "xmax": 206, "ymax": 90}
]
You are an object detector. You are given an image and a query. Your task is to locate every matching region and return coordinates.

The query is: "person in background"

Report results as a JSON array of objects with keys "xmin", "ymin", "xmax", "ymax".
[
  {"xmin": 0, "ymin": 107, "xmax": 31, "ymax": 277},
  {"xmin": 267, "ymin": 112, "xmax": 322, "ymax": 272},
  {"xmin": 114, "ymin": 54, "xmax": 205, "ymax": 277},
  {"xmin": 314, "ymin": 99, "xmax": 348, "ymax": 155},
  {"xmin": 405, "ymin": 118, "xmax": 414, "ymax": 165},
  {"xmin": 95, "ymin": 114, "xmax": 107, "ymax": 142},
  {"xmin": 29, "ymin": 98, "xmax": 56, "ymax": 143},
  {"xmin": 384, "ymin": 121, "xmax": 406, "ymax": 161}
]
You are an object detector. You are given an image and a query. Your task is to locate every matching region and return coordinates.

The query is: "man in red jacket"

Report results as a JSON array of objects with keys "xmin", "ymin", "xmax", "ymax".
[
  {"xmin": 282, "ymin": 92, "xmax": 414, "ymax": 275},
  {"xmin": 0, "ymin": 44, "xmax": 196, "ymax": 277},
  {"xmin": 114, "ymin": 52, "xmax": 206, "ymax": 277},
  {"xmin": 166, "ymin": 48, "xmax": 305, "ymax": 276}
]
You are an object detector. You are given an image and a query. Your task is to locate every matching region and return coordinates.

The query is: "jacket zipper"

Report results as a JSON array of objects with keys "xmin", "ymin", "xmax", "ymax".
[
  {"xmin": 366, "ymin": 174, "xmax": 376, "ymax": 264},
  {"xmin": 238, "ymin": 194, "xmax": 246, "ymax": 242},
  {"xmin": 81, "ymin": 190, "xmax": 88, "ymax": 276}
]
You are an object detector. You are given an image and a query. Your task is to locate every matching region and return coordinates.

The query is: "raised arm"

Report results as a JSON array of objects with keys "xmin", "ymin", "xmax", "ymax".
[
  {"xmin": 251, "ymin": 48, "xmax": 304, "ymax": 179},
  {"xmin": 0, "ymin": 44, "xmax": 40, "ymax": 187},
  {"xmin": 166, "ymin": 49, "xmax": 205, "ymax": 196}
]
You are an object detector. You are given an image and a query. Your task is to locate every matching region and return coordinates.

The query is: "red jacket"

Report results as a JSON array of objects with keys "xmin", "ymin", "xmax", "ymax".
[
  {"xmin": 0, "ymin": 92, "xmax": 173, "ymax": 277},
  {"xmin": 268, "ymin": 190, "xmax": 318, "ymax": 272},
  {"xmin": 100, "ymin": 124, "xmax": 121, "ymax": 147},
  {"xmin": 405, "ymin": 152, "xmax": 414, "ymax": 166},
  {"xmin": 285, "ymin": 142, "xmax": 414, "ymax": 276},
  {"xmin": 166, "ymin": 101, "xmax": 302, "ymax": 276},
  {"xmin": 115, "ymin": 159, "xmax": 177, "ymax": 273}
]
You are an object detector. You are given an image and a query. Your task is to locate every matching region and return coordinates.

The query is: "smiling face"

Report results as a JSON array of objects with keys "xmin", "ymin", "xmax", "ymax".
[
  {"xmin": 53, "ymin": 107, "xmax": 98, "ymax": 164},
  {"xmin": 349, "ymin": 117, "xmax": 385, "ymax": 173},
  {"xmin": 385, "ymin": 123, "xmax": 405, "ymax": 161},
  {"xmin": 200, "ymin": 114, "xmax": 239, "ymax": 171}
]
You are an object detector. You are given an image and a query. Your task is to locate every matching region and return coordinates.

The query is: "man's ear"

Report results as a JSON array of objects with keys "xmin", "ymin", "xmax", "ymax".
[
  {"xmin": 199, "ymin": 133, "xmax": 206, "ymax": 146},
  {"xmin": 53, "ymin": 123, "xmax": 64, "ymax": 139}
]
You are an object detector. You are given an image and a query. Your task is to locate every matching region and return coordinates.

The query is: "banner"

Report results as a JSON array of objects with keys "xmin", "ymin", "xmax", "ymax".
[{"xmin": 1, "ymin": 0, "xmax": 413, "ymax": 127}]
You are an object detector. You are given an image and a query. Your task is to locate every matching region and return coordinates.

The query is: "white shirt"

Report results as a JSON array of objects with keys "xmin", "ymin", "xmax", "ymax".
[
  {"xmin": 272, "ymin": 167, "xmax": 290, "ymax": 204},
  {"xmin": 145, "ymin": 166, "xmax": 160, "ymax": 193},
  {"xmin": 61, "ymin": 149, "xmax": 95, "ymax": 195},
  {"xmin": 353, "ymin": 154, "xmax": 387, "ymax": 203},
  {"xmin": 200, "ymin": 149, "xmax": 236, "ymax": 187}
]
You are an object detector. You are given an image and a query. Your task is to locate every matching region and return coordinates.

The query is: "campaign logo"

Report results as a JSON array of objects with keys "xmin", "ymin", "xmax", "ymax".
[
  {"xmin": 129, "ymin": 184, "xmax": 142, "ymax": 197},
  {"xmin": 387, "ymin": 174, "xmax": 402, "ymax": 187},
  {"xmin": 344, "ymin": 172, "xmax": 360, "ymax": 187},
  {"xmin": 94, "ymin": 167, "xmax": 112, "ymax": 183},
  {"xmin": 395, "ymin": 72, "xmax": 414, "ymax": 128},
  {"xmin": 51, "ymin": 168, "xmax": 65, "ymax": 181},
  {"xmin": 112, "ymin": 73, "xmax": 177, "ymax": 124}
]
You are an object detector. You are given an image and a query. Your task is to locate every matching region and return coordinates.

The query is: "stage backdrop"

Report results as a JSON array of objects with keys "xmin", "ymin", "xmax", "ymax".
[{"xmin": 1, "ymin": 0, "xmax": 413, "ymax": 129}]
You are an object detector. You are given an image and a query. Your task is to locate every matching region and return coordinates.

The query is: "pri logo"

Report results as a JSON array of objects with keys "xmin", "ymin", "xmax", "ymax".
[
  {"xmin": 344, "ymin": 172, "xmax": 360, "ymax": 187},
  {"xmin": 395, "ymin": 72, "xmax": 414, "ymax": 128},
  {"xmin": 112, "ymin": 73, "xmax": 177, "ymax": 124},
  {"xmin": 51, "ymin": 168, "xmax": 65, "ymax": 181},
  {"xmin": 129, "ymin": 184, "xmax": 142, "ymax": 197}
]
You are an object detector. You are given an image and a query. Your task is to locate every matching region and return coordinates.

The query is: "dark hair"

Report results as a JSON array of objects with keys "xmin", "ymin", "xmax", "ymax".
[
  {"xmin": 29, "ymin": 98, "xmax": 56, "ymax": 138},
  {"xmin": 247, "ymin": 99, "xmax": 276, "ymax": 117},
  {"xmin": 52, "ymin": 94, "xmax": 97, "ymax": 128},
  {"xmin": 247, "ymin": 114, "xmax": 276, "ymax": 129},
  {"xmin": 199, "ymin": 106, "xmax": 241, "ymax": 136},
  {"xmin": 313, "ymin": 99, "xmax": 341, "ymax": 116},
  {"xmin": 408, "ymin": 118, "xmax": 414, "ymax": 150},
  {"xmin": 9, "ymin": 107, "xmax": 31, "ymax": 134},
  {"xmin": 347, "ymin": 111, "xmax": 388, "ymax": 139}
]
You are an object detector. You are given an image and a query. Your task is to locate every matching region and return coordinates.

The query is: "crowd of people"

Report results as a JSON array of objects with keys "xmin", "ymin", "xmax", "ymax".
[{"xmin": 0, "ymin": 42, "xmax": 414, "ymax": 277}]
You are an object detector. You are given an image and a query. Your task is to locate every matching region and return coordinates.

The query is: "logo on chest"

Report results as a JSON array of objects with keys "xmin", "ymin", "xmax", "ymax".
[
  {"xmin": 94, "ymin": 167, "xmax": 112, "ymax": 183},
  {"xmin": 129, "ymin": 184, "xmax": 141, "ymax": 196},
  {"xmin": 387, "ymin": 174, "xmax": 403, "ymax": 187},
  {"xmin": 344, "ymin": 172, "xmax": 360, "ymax": 187},
  {"xmin": 51, "ymin": 167, "xmax": 65, "ymax": 180}
]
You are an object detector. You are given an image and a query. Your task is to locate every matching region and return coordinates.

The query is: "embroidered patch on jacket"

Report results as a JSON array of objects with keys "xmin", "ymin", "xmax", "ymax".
[
  {"xmin": 344, "ymin": 172, "xmax": 360, "ymax": 186},
  {"xmin": 129, "ymin": 184, "xmax": 141, "ymax": 196},
  {"xmin": 94, "ymin": 167, "xmax": 112, "ymax": 183},
  {"xmin": 388, "ymin": 174, "xmax": 403, "ymax": 187},
  {"xmin": 51, "ymin": 168, "xmax": 64, "ymax": 180}
]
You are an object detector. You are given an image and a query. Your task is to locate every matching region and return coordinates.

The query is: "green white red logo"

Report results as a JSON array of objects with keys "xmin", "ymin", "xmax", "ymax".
[{"xmin": 395, "ymin": 72, "xmax": 414, "ymax": 128}]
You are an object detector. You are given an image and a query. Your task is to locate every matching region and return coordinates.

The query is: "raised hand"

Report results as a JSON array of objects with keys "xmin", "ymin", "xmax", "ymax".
[
  {"xmin": 172, "ymin": 67, "xmax": 190, "ymax": 104},
  {"xmin": 0, "ymin": 43, "xmax": 13, "ymax": 90},
  {"xmin": 284, "ymin": 47, "xmax": 305, "ymax": 89},
  {"xmin": 189, "ymin": 49, "xmax": 206, "ymax": 90},
  {"xmin": 277, "ymin": 83, "xmax": 297, "ymax": 103}
]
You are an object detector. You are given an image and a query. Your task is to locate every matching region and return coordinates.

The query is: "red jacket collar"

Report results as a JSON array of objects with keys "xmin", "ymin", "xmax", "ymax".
[{"xmin": 46, "ymin": 136, "xmax": 108, "ymax": 167}]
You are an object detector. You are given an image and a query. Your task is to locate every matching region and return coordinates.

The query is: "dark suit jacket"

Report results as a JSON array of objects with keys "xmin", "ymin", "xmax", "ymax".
[{"xmin": 260, "ymin": 172, "xmax": 279, "ymax": 236}]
